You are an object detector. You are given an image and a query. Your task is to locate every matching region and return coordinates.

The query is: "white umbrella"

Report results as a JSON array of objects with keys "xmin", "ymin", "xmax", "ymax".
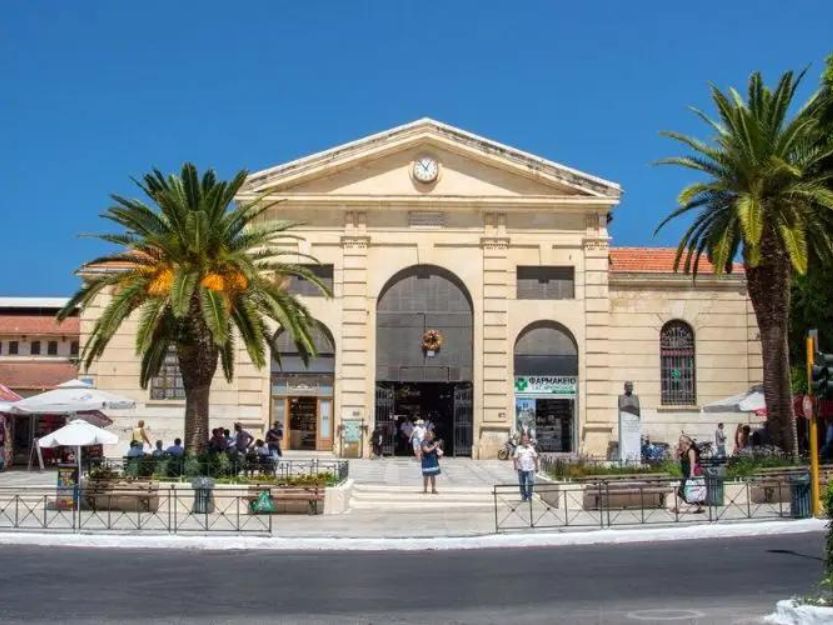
[
  {"xmin": 38, "ymin": 419, "xmax": 119, "ymax": 448},
  {"xmin": 10, "ymin": 380, "xmax": 136, "ymax": 414},
  {"xmin": 39, "ymin": 419, "xmax": 119, "ymax": 507},
  {"xmin": 702, "ymin": 385, "xmax": 766, "ymax": 413}
]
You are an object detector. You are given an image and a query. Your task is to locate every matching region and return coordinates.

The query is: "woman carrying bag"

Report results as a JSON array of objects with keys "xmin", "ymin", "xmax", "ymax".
[{"xmin": 674, "ymin": 434, "xmax": 705, "ymax": 514}]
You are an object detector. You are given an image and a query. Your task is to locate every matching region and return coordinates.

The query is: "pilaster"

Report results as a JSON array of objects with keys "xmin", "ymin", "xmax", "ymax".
[
  {"xmin": 479, "ymin": 212, "xmax": 511, "ymax": 456},
  {"xmin": 583, "ymin": 228, "xmax": 613, "ymax": 456},
  {"xmin": 339, "ymin": 211, "xmax": 370, "ymax": 423}
]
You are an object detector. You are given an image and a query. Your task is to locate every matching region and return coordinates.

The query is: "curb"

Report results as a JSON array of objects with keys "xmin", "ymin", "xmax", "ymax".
[
  {"xmin": 766, "ymin": 599, "xmax": 833, "ymax": 625},
  {"xmin": 0, "ymin": 518, "xmax": 824, "ymax": 552}
]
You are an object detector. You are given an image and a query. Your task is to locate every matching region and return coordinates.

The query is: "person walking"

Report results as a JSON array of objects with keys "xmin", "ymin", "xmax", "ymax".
[
  {"xmin": 370, "ymin": 425, "xmax": 384, "ymax": 459},
  {"xmin": 674, "ymin": 435, "xmax": 704, "ymax": 514},
  {"xmin": 714, "ymin": 423, "xmax": 727, "ymax": 458},
  {"xmin": 411, "ymin": 418, "xmax": 426, "ymax": 460},
  {"xmin": 131, "ymin": 419, "xmax": 151, "ymax": 451},
  {"xmin": 513, "ymin": 433, "xmax": 539, "ymax": 501},
  {"xmin": 420, "ymin": 430, "xmax": 442, "ymax": 494},
  {"xmin": 399, "ymin": 417, "xmax": 414, "ymax": 455}
]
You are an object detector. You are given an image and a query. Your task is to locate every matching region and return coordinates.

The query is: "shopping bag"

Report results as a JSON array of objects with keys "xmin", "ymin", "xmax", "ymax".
[
  {"xmin": 250, "ymin": 490, "xmax": 276, "ymax": 514},
  {"xmin": 684, "ymin": 477, "xmax": 706, "ymax": 504}
]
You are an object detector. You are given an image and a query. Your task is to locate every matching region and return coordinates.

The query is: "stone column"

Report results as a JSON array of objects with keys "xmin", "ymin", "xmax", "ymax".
[
  {"xmin": 339, "ymin": 211, "xmax": 370, "ymax": 454},
  {"xmin": 583, "ymin": 216, "xmax": 614, "ymax": 457},
  {"xmin": 479, "ymin": 212, "xmax": 511, "ymax": 458}
]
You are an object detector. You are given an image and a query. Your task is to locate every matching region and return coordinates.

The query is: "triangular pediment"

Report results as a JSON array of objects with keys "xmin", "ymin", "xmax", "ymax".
[{"xmin": 242, "ymin": 119, "xmax": 621, "ymax": 201}]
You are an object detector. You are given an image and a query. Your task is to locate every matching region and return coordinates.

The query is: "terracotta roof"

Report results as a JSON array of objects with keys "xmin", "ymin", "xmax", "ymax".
[
  {"xmin": 0, "ymin": 315, "xmax": 79, "ymax": 336},
  {"xmin": 0, "ymin": 362, "xmax": 79, "ymax": 392},
  {"xmin": 609, "ymin": 247, "xmax": 744, "ymax": 274}
]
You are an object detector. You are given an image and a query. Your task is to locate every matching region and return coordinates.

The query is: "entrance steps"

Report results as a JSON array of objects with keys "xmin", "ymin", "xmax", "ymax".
[{"xmin": 349, "ymin": 483, "xmax": 496, "ymax": 511}]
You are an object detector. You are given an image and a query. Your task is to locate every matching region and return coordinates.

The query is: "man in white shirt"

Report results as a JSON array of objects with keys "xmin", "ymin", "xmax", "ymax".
[{"xmin": 512, "ymin": 433, "xmax": 539, "ymax": 501}]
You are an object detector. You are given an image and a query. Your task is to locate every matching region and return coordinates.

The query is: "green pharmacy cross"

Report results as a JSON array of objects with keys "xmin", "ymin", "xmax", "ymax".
[
  {"xmin": 515, "ymin": 378, "xmax": 529, "ymax": 392},
  {"xmin": 671, "ymin": 369, "xmax": 682, "ymax": 380}
]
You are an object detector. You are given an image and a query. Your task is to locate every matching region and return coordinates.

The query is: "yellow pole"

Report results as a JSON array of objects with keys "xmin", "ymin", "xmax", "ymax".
[{"xmin": 806, "ymin": 335, "xmax": 821, "ymax": 517}]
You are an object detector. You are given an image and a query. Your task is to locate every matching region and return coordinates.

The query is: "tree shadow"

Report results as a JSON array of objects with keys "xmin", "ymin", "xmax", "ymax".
[{"xmin": 767, "ymin": 548, "xmax": 823, "ymax": 562}]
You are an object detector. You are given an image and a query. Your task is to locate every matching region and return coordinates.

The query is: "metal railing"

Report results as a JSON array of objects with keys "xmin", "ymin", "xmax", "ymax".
[
  {"xmin": 493, "ymin": 476, "xmax": 804, "ymax": 533},
  {"xmin": 0, "ymin": 484, "xmax": 336, "ymax": 534}
]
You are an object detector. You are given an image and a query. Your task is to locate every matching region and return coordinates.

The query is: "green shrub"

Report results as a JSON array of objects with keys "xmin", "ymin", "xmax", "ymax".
[
  {"xmin": 725, "ymin": 448, "xmax": 799, "ymax": 479},
  {"xmin": 183, "ymin": 455, "xmax": 203, "ymax": 478},
  {"xmin": 545, "ymin": 457, "xmax": 681, "ymax": 480}
]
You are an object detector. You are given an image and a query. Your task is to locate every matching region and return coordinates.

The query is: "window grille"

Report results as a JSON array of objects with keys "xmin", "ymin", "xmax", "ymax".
[
  {"xmin": 47, "ymin": 341, "xmax": 58, "ymax": 356},
  {"xmin": 285, "ymin": 265, "xmax": 333, "ymax": 297},
  {"xmin": 30, "ymin": 341, "xmax": 41, "ymax": 355},
  {"xmin": 150, "ymin": 349, "xmax": 185, "ymax": 400},
  {"xmin": 516, "ymin": 266, "xmax": 575, "ymax": 300},
  {"xmin": 660, "ymin": 321, "xmax": 696, "ymax": 406}
]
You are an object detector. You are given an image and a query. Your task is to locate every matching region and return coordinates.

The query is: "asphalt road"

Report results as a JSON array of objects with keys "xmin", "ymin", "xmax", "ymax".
[{"xmin": 0, "ymin": 532, "xmax": 824, "ymax": 625}]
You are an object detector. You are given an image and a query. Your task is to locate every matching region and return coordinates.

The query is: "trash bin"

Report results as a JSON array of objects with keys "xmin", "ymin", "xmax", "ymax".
[
  {"xmin": 704, "ymin": 465, "xmax": 726, "ymax": 507},
  {"xmin": 789, "ymin": 473, "xmax": 811, "ymax": 519},
  {"xmin": 191, "ymin": 477, "xmax": 215, "ymax": 514}
]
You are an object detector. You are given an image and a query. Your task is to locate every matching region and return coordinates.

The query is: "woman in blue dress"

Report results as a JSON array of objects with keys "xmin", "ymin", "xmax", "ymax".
[{"xmin": 420, "ymin": 430, "xmax": 442, "ymax": 494}]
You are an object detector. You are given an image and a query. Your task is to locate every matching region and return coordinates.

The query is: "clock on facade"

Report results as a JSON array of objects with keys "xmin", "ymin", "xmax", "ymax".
[{"xmin": 412, "ymin": 155, "xmax": 439, "ymax": 183}]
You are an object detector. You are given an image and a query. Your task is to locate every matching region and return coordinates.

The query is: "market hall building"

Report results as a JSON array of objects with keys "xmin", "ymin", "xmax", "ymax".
[{"xmin": 82, "ymin": 119, "xmax": 763, "ymax": 458}]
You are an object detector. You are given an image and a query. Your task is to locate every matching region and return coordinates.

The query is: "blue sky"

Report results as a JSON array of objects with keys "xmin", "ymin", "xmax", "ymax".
[{"xmin": 2, "ymin": 1, "xmax": 831, "ymax": 295}]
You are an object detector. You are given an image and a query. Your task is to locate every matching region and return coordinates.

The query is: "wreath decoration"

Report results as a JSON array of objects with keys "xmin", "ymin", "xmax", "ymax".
[{"xmin": 422, "ymin": 329, "xmax": 443, "ymax": 353}]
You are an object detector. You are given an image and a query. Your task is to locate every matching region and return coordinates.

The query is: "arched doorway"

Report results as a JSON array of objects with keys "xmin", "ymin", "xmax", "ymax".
[
  {"xmin": 271, "ymin": 322, "xmax": 335, "ymax": 451},
  {"xmin": 375, "ymin": 265, "xmax": 473, "ymax": 456},
  {"xmin": 513, "ymin": 321, "xmax": 578, "ymax": 453}
]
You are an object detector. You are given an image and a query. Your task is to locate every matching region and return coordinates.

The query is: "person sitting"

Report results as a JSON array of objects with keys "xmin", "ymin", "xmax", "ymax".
[
  {"xmin": 255, "ymin": 439, "xmax": 271, "ymax": 458},
  {"xmin": 152, "ymin": 440, "xmax": 165, "ymax": 458},
  {"xmin": 166, "ymin": 438, "xmax": 185, "ymax": 457},
  {"xmin": 126, "ymin": 440, "xmax": 144, "ymax": 458},
  {"xmin": 208, "ymin": 428, "xmax": 227, "ymax": 453}
]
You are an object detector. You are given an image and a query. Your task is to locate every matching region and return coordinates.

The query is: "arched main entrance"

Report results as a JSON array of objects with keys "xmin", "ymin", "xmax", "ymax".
[
  {"xmin": 271, "ymin": 322, "xmax": 335, "ymax": 451},
  {"xmin": 375, "ymin": 265, "xmax": 473, "ymax": 456},
  {"xmin": 513, "ymin": 321, "xmax": 578, "ymax": 453}
]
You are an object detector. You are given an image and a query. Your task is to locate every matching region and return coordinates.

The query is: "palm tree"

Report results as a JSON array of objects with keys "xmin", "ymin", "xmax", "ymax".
[
  {"xmin": 59, "ymin": 163, "xmax": 330, "ymax": 453},
  {"xmin": 656, "ymin": 71, "xmax": 833, "ymax": 453}
]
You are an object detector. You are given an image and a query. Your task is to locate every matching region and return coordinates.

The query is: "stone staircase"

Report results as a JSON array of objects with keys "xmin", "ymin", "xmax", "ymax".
[{"xmin": 349, "ymin": 483, "xmax": 496, "ymax": 511}]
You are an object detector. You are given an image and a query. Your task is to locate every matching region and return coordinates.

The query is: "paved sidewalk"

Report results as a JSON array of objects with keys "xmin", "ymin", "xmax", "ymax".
[
  {"xmin": 0, "ymin": 457, "xmax": 519, "ymax": 487},
  {"xmin": 0, "ymin": 518, "xmax": 823, "ymax": 552}
]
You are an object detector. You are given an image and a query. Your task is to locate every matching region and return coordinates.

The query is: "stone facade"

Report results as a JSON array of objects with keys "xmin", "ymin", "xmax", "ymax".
[{"xmin": 80, "ymin": 119, "xmax": 762, "ymax": 457}]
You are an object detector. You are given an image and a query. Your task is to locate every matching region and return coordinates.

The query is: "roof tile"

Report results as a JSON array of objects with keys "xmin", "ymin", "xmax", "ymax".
[{"xmin": 609, "ymin": 247, "xmax": 743, "ymax": 274}]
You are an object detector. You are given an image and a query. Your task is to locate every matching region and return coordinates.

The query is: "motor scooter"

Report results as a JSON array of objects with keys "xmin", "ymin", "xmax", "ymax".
[{"xmin": 497, "ymin": 435, "xmax": 518, "ymax": 460}]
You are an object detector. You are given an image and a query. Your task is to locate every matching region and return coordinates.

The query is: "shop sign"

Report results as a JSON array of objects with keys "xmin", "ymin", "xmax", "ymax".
[{"xmin": 514, "ymin": 376, "xmax": 577, "ymax": 397}]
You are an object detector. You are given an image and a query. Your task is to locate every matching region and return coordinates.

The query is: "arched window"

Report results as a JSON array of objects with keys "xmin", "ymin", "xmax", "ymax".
[{"xmin": 660, "ymin": 321, "xmax": 696, "ymax": 406}]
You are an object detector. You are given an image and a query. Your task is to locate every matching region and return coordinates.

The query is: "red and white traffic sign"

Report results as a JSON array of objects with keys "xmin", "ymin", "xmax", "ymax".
[{"xmin": 802, "ymin": 395, "xmax": 814, "ymax": 420}]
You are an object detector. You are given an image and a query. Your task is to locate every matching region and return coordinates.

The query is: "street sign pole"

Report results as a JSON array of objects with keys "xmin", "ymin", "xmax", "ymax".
[{"xmin": 806, "ymin": 331, "xmax": 821, "ymax": 517}]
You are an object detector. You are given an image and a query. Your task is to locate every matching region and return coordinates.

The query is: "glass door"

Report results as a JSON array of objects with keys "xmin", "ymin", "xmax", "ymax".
[
  {"xmin": 317, "ymin": 399, "xmax": 333, "ymax": 451},
  {"xmin": 289, "ymin": 397, "xmax": 318, "ymax": 450}
]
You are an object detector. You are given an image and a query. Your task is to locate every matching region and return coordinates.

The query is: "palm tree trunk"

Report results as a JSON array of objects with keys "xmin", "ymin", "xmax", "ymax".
[
  {"xmin": 177, "ymin": 296, "xmax": 219, "ymax": 454},
  {"xmin": 745, "ymin": 231, "xmax": 797, "ymax": 456}
]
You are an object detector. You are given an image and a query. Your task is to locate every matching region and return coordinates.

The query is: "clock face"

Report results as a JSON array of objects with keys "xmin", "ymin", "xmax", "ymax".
[{"xmin": 413, "ymin": 156, "xmax": 439, "ymax": 183}]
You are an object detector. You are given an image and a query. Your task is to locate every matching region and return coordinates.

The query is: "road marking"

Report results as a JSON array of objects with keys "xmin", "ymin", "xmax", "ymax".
[{"xmin": 627, "ymin": 609, "xmax": 706, "ymax": 621}]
